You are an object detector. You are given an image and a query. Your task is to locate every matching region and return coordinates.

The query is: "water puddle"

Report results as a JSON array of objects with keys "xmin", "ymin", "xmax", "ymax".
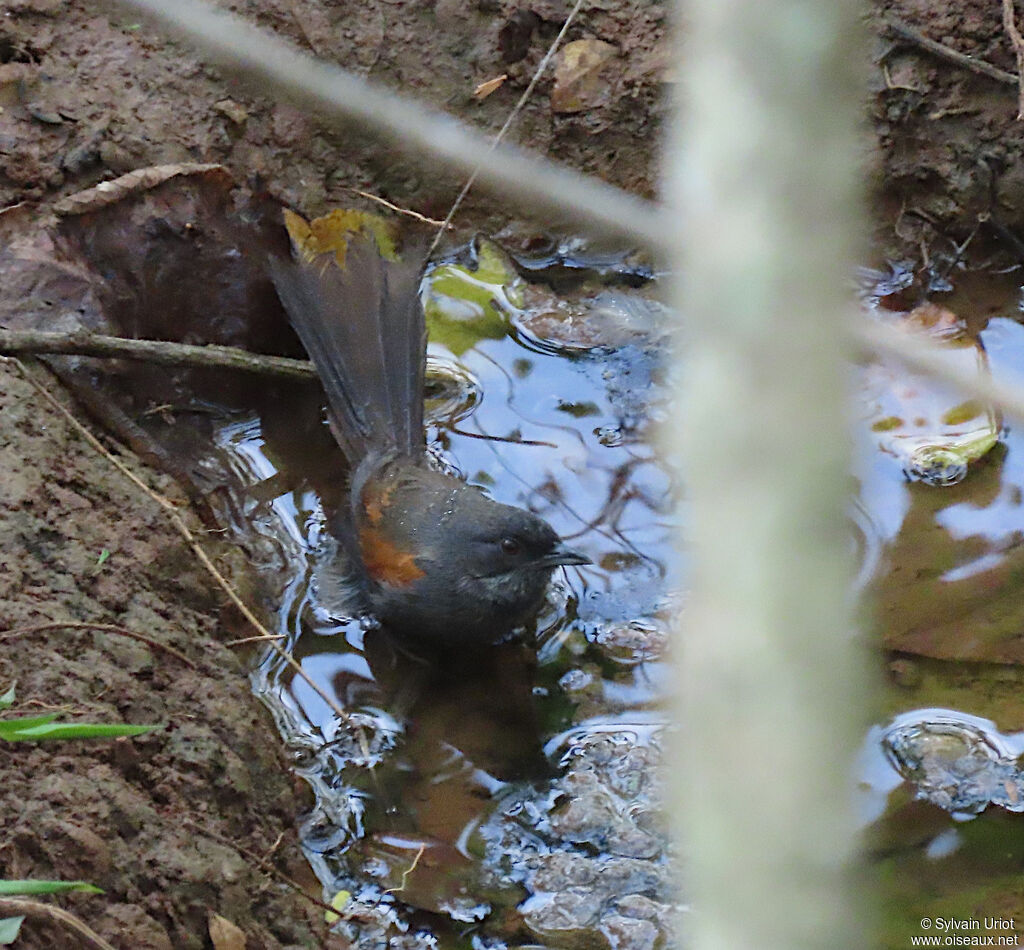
[
  {"xmin": 56, "ymin": 173, "xmax": 1024, "ymax": 945},
  {"xmin": 195, "ymin": 249, "xmax": 1024, "ymax": 947},
  {"xmin": 195, "ymin": 239, "xmax": 676, "ymax": 948},
  {"xmin": 856, "ymin": 266, "xmax": 1024, "ymax": 941},
  {"xmin": 221, "ymin": 249, "xmax": 1024, "ymax": 945}
]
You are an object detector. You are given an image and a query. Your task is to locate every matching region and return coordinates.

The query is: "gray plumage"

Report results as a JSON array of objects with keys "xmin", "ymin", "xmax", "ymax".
[{"xmin": 268, "ymin": 237, "xmax": 427, "ymax": 463}]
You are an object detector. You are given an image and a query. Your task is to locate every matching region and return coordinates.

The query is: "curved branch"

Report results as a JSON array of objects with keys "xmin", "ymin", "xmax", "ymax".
[
  {"xmin": 0, "ymin": 899, "xmax": 117, "ymax": 950},
  {"xmin": 0, "ymin": 329, "xmax": 316, "ymax": 380}
]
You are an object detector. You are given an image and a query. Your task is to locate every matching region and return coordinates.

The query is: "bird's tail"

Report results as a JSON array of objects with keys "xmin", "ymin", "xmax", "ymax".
[{"xmin": 269, "ymin": 234, "xmax": 427, "ymax": 463}]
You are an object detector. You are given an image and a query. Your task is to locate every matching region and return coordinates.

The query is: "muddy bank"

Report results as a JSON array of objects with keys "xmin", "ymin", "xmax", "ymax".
[
  {"xmin": 0, "ymin": 0, "xmax": 671, "ymax": 945},
  {"xmin": 0, "ymin": 0, "xmax": 666, "ymax": 233},
  {"xmin": 870, "ymin": 0, "xmax": 1024, "ymax": 261},
  {"xmin": 0, "ymin": 360, "xmax": 330, "ymax": 949}
]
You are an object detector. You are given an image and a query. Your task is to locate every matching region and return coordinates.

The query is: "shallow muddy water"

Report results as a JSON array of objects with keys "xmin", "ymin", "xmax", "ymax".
[
  {"xmin": 194, "ymin": 242, "xmax": 676, "ymax": 948},
  {"xmin": 857, "ymin": 268, "xmax": 1024, "ymax": 944},
  {"xmin": 134, "ymin": 239, "xmax": 1024, "ymax": 948}
]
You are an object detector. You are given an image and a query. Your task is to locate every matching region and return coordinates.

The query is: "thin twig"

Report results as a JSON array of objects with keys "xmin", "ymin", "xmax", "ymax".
[
  {"xmin": 4, "ymin": 356, "xmax": 353, "ymax": 729},
  {"xmin": 426, "ymin": 0, "xmax": 587, "ymax": 259},
  {"xmin": 446, "ymin": 425, "xmax": 557, "ymax": 448},
  {"xmin": 852, "ymin": 319, "xmax": 1024, "ymax": 420},
  {"xmin": 934, "ymin": 220, "xmax": 981, "ymax": 283},
  {"xmin": 886, "ymin": 17, "xmax": 1018, "ymax": 86},
  {"xmin": 223, "ymin": 633, "xmax": 287, "ymax": 646},
  {"xmin": 345, "ymin": 189, "xmax": 452, "ymax": 229},
  {"xmin": 261, "ymin": 830, "xmax": 286, "ymax": 864},
  {"xmin": 0, "ymin": 899, "xmax": 117, "ymax": 950},
  {"xmin": 19, "ymin": 699, "xmax": 79, "ymax": 713},
  {"xmin": 0, "ymin": 328, "xmax": 317, "ymax": 381},
  {"xmin": 105, "ymin": 0, "xmax": 668, "ymax": 255},
  {"xmin": 381, "ymin": 843, "xmax": 425, "ymax": 897},
  {"xmin": 0, "ymin": 330, "xmax": 455, "ymax": 403},
  {"xmin": 0, "ymin": 622, "xmax": 197, "ymax": 670},
  {"xmin": 1003, "ymin": 0, "xmax": 1024, "ymax": 117},
  {"xmin": 881, "ymin": 61, "xmax": 921, "ymax": 92}
]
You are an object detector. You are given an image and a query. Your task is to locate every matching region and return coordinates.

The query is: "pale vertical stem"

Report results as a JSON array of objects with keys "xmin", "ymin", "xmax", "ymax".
[{"xmin": 667, "ymin": 1, "xmax": 869, "ymax": 947}]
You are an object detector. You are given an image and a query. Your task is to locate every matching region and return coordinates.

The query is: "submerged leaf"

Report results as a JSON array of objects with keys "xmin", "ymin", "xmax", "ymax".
[
  {"xmin": 324, "ymin": 889, "xmax": 351, "ymax": 924},
  {"xmin": 940, "ymin": 400, "xmax": 986, "ymax": 426},
  {"xmin": 860, "ymin": 304, "xmax": 1001, "ymax": 486},
  {"xmin": 351, "ymin": 833, "xmax": 477, "ymax": 916},
  {"xmin": 423, "ymin": 238, "xmax": 523, "ymax": 356}
]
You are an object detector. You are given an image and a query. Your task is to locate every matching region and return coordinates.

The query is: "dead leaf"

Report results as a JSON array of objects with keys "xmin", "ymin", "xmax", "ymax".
[
  {"xmin": 474, "ymin": 74, "xmax": 508, "ymax": 100},
  {"xmin": 53, "ymin": 163, "xmax": 230, "ymax": 216},
  {"xmin": 634, "ymin": 41, "xmax": 678, "ymax": 84},
  {"xmin": 214, "ymin": 98, "xmax": 249, "ymax": 125},
  {"xmin": 283, "ymin": 208, "xmax": 399, "ymax": 266},
  {"xmin": 56, "ymin": 166, "xmax": 294, "ymax": 359},
  {"xmin": 551, "ymin": 38, "xmax": 620, "ymax": 114},
  {"xmin": 208, "ymin": 912, "xmax": 246, "ymax": 950}
]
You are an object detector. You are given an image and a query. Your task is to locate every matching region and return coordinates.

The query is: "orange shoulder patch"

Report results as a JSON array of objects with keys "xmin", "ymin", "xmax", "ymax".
[
  {"xmin": 361, "ymin": 480, "xmax": 398, "ymax": 526},
  {"xmin": 358, "ymin": 527, "xmax": 425, "ymax": 587}
]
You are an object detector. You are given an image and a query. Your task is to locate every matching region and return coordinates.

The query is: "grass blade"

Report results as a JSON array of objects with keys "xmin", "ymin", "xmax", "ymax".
[
  {"xmin": 0, "ymin": 881, "xmax": 103, "ymax": 895},
  {"xmin": 1, "ymin": 722, "xmax": 157, "ymax": 742},
  {"xmin": 0, "ymin": 714, "xmax": 62, "ymax": 740},
  {"xmin": 0, "ymin": 713, "xmax": 60, "ymax": 728}
]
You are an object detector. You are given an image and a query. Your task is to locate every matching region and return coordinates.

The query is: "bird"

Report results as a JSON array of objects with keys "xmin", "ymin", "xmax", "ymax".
[{"xmin": 269, "ymin": 231, "xmax": 590, "ymax": 646}]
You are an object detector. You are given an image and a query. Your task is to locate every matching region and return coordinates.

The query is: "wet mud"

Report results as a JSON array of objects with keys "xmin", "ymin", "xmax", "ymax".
[
  {"xmin": 0, "ymin": 1, "xmax": 670, "ymax": 946},
  {"xmin": 3, "ymin": 0, "xmax": 1024, "ymax": 947},
  {"xmin": 0, "ymin": 360, "xmax": 325, "ymax": 949}
]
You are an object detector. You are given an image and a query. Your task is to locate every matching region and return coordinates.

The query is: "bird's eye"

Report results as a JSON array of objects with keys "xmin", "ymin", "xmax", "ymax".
[{"xmin": 501, "ymin": 537, "xmax": 521, "ymax": 556}]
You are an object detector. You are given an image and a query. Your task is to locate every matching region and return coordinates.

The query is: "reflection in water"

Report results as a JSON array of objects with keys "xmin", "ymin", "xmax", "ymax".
[
  {"xmin": 858, "ymin": 302, "xmax": 1001, "ymax": 487},
  {"xmin": 196, "ymin": 249, "xmax": 676, "ymax": 947},
  {"xmin": 856, "ymin": 275, "xmax": 1024, "ymax": 941},
  {"xmin": 857, "ymin": 316, "xmax": 1024, "ymax": 663}
]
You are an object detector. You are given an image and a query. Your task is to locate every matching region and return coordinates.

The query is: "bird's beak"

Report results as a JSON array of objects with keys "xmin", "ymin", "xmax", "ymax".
[{"xmin": 537, "ymin": 543, "xmax": 591, "ymax": 569}]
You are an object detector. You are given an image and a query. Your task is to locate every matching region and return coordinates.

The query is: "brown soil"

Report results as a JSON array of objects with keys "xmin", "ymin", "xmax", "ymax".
[
  {"xmin": 0, "ymin": 1, "xmax": 667, "ymax": 947},
  {"xmin": 2, "ymin": 0, "xmax": 1018, "ymax": 946},
  {"xmin": 0, "ymin": 360, "xmax": 325, "ymax": 949},
  {"xmin": 870, "ymin": 0, "xmax": 1024, "ymax": 263},
  {"xmin": 0, "ymin": 0, "xmax": 665, "ymax": 228}
]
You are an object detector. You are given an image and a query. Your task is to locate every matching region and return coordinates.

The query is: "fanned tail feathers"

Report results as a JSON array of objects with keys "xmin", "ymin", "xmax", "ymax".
[{"xmin": 269, "ymin": 237, "xmax": 427, "ymax": 462}]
